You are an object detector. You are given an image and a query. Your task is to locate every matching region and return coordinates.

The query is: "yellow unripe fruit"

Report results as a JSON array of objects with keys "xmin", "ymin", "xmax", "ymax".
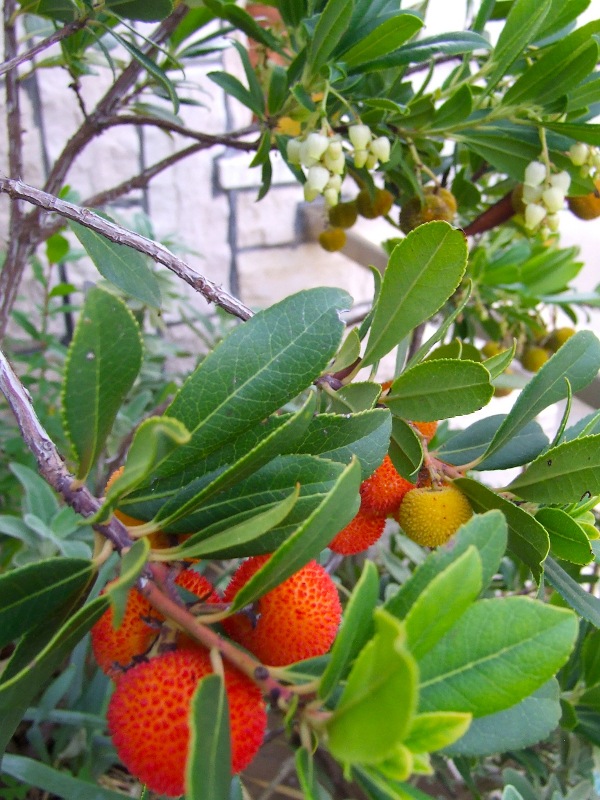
[
  {"xmin": 567, "ymin": 180, "xmax": 600, "ymax": 220},
  {"xmin": 521, "ymin": 346, "xmax": 550, "ymax": 372},
  {"xmin": 319, "ymin": 227, "xmax": 346, "ymax": 252},
  {"xmin": 481, "ymin": 341, "xmax": 507, "ymax": 358},
  {"xmin": 396, "ymin": 484, "xmax": 473, "ymax": 547},
  {"xmin": 328, "ymin": 201, "xmax": 358, "ymax": 229},
  {"xmin": 356, "ymin": 188, "xmax": 394, "ymax": 219},
  {"xmin": 546, "ymin": 327, "xmax": 575, "ymax": 352},
  {"xmin": 399, "ymin": 186, "xmax": 457, "ymax": 233}
]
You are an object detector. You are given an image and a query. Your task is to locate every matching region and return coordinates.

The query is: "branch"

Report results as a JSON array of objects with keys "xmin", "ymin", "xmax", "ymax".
[
  {"xmin": 107, "ymin": 115, "xmax": 261, "ymax": 150},
  {"xmin": 463, "ymin": 191, "xmax": 515, "ymax": 236},
  {"xmin": 0, "ymin": 347, "xmax": 133, "ymax": 553},
  {"xmin": 0, "ymin": 178, "xmax": 254, "ymax": 321},
  {"xmin": 0, "ymin": 18, "xmax": 88, "ymax": 77}
]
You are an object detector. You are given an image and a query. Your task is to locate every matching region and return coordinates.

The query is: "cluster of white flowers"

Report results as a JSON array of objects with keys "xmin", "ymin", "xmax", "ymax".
[
  {"xmin": 522, "ymin": 159, "xmax": 571, "ymax": 233},
  {"xmin": 568, "ymin": 142, "xmax": 600, "ymax": 179},
  {"xmin": 286, "ymin": 124, "xmax": 391, "ymax": 206}
]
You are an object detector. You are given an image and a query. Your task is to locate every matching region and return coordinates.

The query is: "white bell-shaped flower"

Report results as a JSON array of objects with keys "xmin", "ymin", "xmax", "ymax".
[
  {"xmin": 569, "ymin": 142, "xmax": 589, "ymax": 167},
  {"xmin": 525, "ymin": 202, "xmax": 547, "ymax": 229},
  {"xmin": 348, "ymin": 124, "xmax": 372, "ymax": 151},
  {"xmin": 524, "ymin": 161, "xmax": 547, "ymax": 187},
  {"xmin": 370, "ymin": 136, "xmax": 391, "ymax": 163},
  {"xmin": 300, "ymin": 132, "xmax": 329, "ymax": 167},
  {"xmin": 549, "ymin": 171, "xmax": 571, "ymax": 193},
  {"xmin": 542, "ymin": 187, "xmax": 565, "ymax": 213}
]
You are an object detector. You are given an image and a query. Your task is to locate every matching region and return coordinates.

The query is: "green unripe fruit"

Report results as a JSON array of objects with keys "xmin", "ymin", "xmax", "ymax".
[
  {"xmin": 328, "ymin": 201, "xmax": 358, "ymax": 229},
  {"xmin": 356, "ymin": 188, "xmax": 395, "ymax": 219},
  {"xmin": 546, "ymin": 327, "xmax": 576, "ymax": 352},
  {"xmin": 481, "ymin": 341, "xmax": 507, "ymax": 358},
  {"xmin": 399, "ymin": 186, "xmax": 457, "ymax": 233},
  {"xmin": 319, "ymin": 227, "xmax": 346, "ymax": 252},
  {"xmin": 521, "ymin": 346, "xmax": 550, "ymax": 372}
]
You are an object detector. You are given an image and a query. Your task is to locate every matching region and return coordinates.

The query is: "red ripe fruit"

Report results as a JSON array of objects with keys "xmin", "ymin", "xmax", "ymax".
[
  {"xmin": 329, "ymin": 509, "xmax": 386, "ymax": 555},
  {"xmin": 412, "ymin": 420, "xmax": 438, "ymax": 443},
  {"xmin": 107, "ymin": 647, "xmax": 267, "ymax": 797},
  {"xmin": 222, "ymin": 555, "xmax": 341, "ymax": 666},
  {"xmin": 359, "ymin": 455, "xmax": 415, "ymax": 517},
  {"xmin": 91, "ymin": 570, "xmax": 219, "ymax": 679}
]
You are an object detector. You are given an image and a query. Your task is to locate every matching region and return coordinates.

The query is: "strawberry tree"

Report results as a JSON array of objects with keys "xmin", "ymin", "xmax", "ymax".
[{"xmin": 1, "ymin": 1, "xmax": 600, "ymax": 798}]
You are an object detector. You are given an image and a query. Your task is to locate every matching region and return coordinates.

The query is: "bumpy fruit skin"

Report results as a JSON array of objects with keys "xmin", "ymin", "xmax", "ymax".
[
  {"xmin": 359, "ymin": 455, "xmax": 416, "ymax": 517},
  {"xmin": 356, "ymin": 188, "xmax": 394, "ymax": 219},
  {"xmin": 412, "ymin": 421, "xmax": 438, "ymax": 443},
  {"xmin": 319, "ymin": 227, "xmax": 346, "ymax": 252},
  {"xmin": 328, "ymin": 200, "xmax": 358, "ymax": 229},
  {"xmin": 521, "ymin": 345, "xmax": 550, "ymax": 372},
  {"xmin": 91, "ymin": 570, "xmax": 219, "ymax": 678},
  {"xmin": 399, "ymin": 187, "xmax": 457, "ymax": 234},
  {"xmin": 397, "ymin": 484, "xmax": 473, "ymax": 547},
  {"xmin": 567, "ymin": 180, "xmax": 600, "ymax": 219},
  {"xmin": 223, "ymin": 556, "xmax": 341, "ymax": 666},
  {"xmin": 329, "ymin": 509, "xmax": 386, "ymax": 555},
  {"xmin": 546, "ymin": 327, "xmax": 575, "ymax": 352},
  {"xmin": 107, "ymin": 647, "xmax": 267, "ymax": 797}
]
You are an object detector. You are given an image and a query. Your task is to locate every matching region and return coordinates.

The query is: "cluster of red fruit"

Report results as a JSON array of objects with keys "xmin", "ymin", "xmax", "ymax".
[
  {"xmin": 330, "ymin": 421, "xmax": 472, "ymax": 554},
  {"xmin": 91, "ymin": 554, "xmax": 342, "ymax": 796}
]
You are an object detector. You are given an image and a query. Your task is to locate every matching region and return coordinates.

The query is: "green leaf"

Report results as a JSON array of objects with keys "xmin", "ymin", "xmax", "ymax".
[
  {"xmin": 203, "ymin": 0, "xmax": 283, "ymax": 52},
  {"xmin": 389, "ymin": 417, "xmax": 423, "ymax": 483},
  {"xmin": 432, "ymin": 85, "xmax": 473, "ymax": 129},
  {"xmin": 356, "ymin": 31, "xmax": 490, "ymax": 71},
  {"xmin": 208, "ymin": 71, "xmax": 265, "ymax": 118},
  {"xmin": 438, "ymin": 416, "xmax": 549, "ymax": 470},
  {"xmin": 444, "ymin": 680, "xmax": 562, "ymax": 756},
  {"xmin": 546, "ymin": 121, "xmax": 600, "ymax": 147},
  {"xmin": 419, "ymin": 597, "xmax": 577, "ymax": 717},
  {"xmin": 0, "ymin": 595, "xmax": 109, "ymax": 755},
  {"xmin": 327, "ymin": 610, "xmax": 418, "ymax": 764},
  {"xmin": 509, "ymin": 435, "xmax": 600, "ymax": 504},
  {"xmin": 106, "ymin": 538, "xmax": 150, "ymax": 627},
  {"xmin": 161, "ymin": 487, "xmax": 299, "ymax": 560},
  {"xmin": 544, "ymin": 556, "xmax": 600, "ymax": 627},
  {"xmin": 582, "ymin": 629, "xmax": 600, "ymax": 686},
  {"xmin": 339, "ymin": 14, "xmax": 422, "ymax": 67},
  {"xmin": 503, "ymin": 21, "xmax": 600, "ymax": 107},
  {"xmin": 485, "ymin": 0, "xmax": 552, "ymax": 92},
  {"xmin": 0, "ymin": 754, "xmax": 132, "ymax": 800},
  {"xmin": 106, "ymin": 0, "xmax": 173, "ymax": 21},
  {"xmin": 386, "ymin": 360, "xmax": 493, "ymax": 422},
  {"xmin": 405, "ymin": 548, "xmax": 482, "ymax": 661},
  {"xmin": 185, "ymin": 674, "xmax": 231, "ymax": 800},
  {"xmin": 319, "ymin": 560, "xmax": 379, "ymax": 701},
  {"xmin": 69, "ymin": 221, "xmax": 161, "ymax": 308},
  {"xmin": 46, "ymin": 233, "xmax": 69, "ymax": 264},
  {"xmin": 105, "ymin": 26, "xmax": 180, "ymax": 113},
  {"xmin": 536, "ymin": 507, "xmax": 593, "ymax": 565},
  {"xmin": 228, "ymin": 458, "xmax": 361, "ymax": 609},
  {"xmin": 363, "ymin": 222, "xmax": 468, "ymax": 366},
  {"xmin": 62, "ymin": 287, "xmax": 143, "ymax": 479},
  {"xmin": 295, "ymin": 747, "xmax": 321, "ymax": 800},
  {"xmin": 267, "ymin": 64, "xmax": 288, "ymax": 115},
  {"xmin": 455, "ymin": 478, "xmax": 548, "ymax": 581},
  {"xmin": 385, "ymin": 511, "xmax": 507, "ymax": 620},
  {"xmin": 145, "ymin": 288, "xmax": 350, "ymax": 482},
  {"xmin": 482, "ymin": 331, "xmax": 600, "ymax": 461},
  {"xmin": 307, "ymin": 0, "xmax": 354, "ymax": 76},
  {"xmin": 328, "ymin": 382, "xmax": 382, "ymax": 414},
  {"xmin": 0, "ymin": 559, "xmax": 93, "ymax": 650},
  {"xmin": 405, "ymin": 711, "xmax": 472, "ymax": 754}
]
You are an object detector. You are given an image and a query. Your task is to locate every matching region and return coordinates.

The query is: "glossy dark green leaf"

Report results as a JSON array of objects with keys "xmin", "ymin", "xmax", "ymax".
[
  {"xmin": 356, "ymin": 31, "xmax": 490, "ymax": 71},
  {"xmin": 339, "ymin": 14, "xmax": 422, "ymax": 67},
  {"xmin": 386, "ymin": 360, "xmax": 493, "ymax": 422},
  {"xmin": 481, "ymin": 331, "xmax": 600, "ymax": 461},
  {"xmin": 455, "ymin": 478, "xmax": 548, "ymax": 581},
  {"xmin": 546, "ymin": 121, "xmax": 600, "ymax": 147},
  {"xmin": 327, "ymin": 610, "xmax": 418, "ymax": 764},
  {"xmin": 0, "ymin": 595, "xmax": 109, "ymax": 755},
  {"xmin": 0, "ymin": 559, "xmax": 93, "ymax": 650},
  {"xmin": 106, "ymin": 538, "xmax": 150, "ymax": 627},
  {"xmin": 582, "ymin": 629, "xmax": 600, "ymax": 687},
  {"xmin": 432, "ymin": 85, "xmax": 473, "ymax": 129},
  {"xmin": 419, "ymin": 598, "xmax": 577, "ymax": 717},
  {"xmin": 363, "ymin": 222, "xmax": 468, "ymax": 366},
  {"xmin": 267, "ymin": 65, "xmax": 288, "ymax": 115},
  {"xmin": 107, "ymin": 0, "xmax": 173, "ymax": 20},
  {"xmin": 536, "ymin": 508, "xmax": 593, "ymax": 565},
  {"xmin": 307, "ymin": 0, "xmax": 354, "ymax": 76},
  {"xmin": 385, "ymin": 511, "xmax": 507, "ymax": 620},
  {"xmin": 405, "ymin": 547, "xmax": 482, "ymax": 661},
  {"xmin": 276, "ymin": 0, "xmax": 307, "ymax": 27},
  {"xmin": 319, "ymin": 560, "xmax": 379, "ymax": 701},
  {"xmin": 203, "ymin": 0, "xmax": 283, "ymax": 51},
  {"xmin": 328, "ymin": 382, "xmax": 382, "ymax": 413},
  {"xmin": 208, "ymin": 71, "xmax": 265, "ymax": 118},
  {"xmin": 485, "ymin": 0, "xmax": 552, "ymax": 91},
  {"xmin": 509, "ymin": 435, "xmax": 600, "ymax": 504},
  {"xmin": 69, "ymin": 221, "xmax": 161, "ymax": 308},
  {"xmin": 389, "ymin": 416, "xmax": 422, "ymax": 483},
  {"xmin": 444, "ymin": 680, "xmax": 562, "ymax": 756},
  {"xmin": 62, "ymin": 287, "xmax": 143, "ymax": 479},
  {"xmin": 185, "ymin": 674, "xmax": 231, "ymax": 800},
  {"xmin": 544, "ymin": 557, "xmax": 600, "ymax": 627},
  {"xmin": 438, "ymin": 415, "xmax": 549, "ymax": 470},
  {"xmin": 228, "ymin": 458, "xmax": 361, "ymax": 609}
]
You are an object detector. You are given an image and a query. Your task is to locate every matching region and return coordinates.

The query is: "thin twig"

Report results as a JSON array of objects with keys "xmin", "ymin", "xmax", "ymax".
[
  {"xmin": 106, "ymin": 115, "xmax": 261, "ymax": 150},
  {"xmin": 0, "ymin": 18, "xmax": 88, "ymax": 77},
  {"xmin": 0, "ymin": 178, "xmax": 253, "ymax": 321},
  {"xmin": 0, "ymin": 347, "xmax": 133, "ymax": 553},
  {"xmin": 463, "ymin": 191, "xmax": 515, "ymax": 236}
]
